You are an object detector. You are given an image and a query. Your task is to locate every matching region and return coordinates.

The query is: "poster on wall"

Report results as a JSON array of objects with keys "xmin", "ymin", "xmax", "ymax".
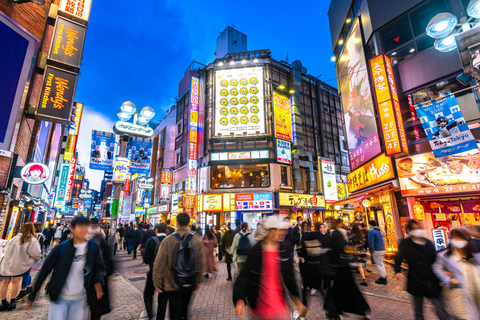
[
  {"xmin": 214, "ymin": 67, "xmax": 265, "ymax": 136},
  {"xmin": 396, "ymin": 148, "xmax": 480, "ymax": 196},
  {"xmin": 90, "ymin": 130, "xmax": 115, "ymax": 170},
  {"xmin": 127, "ymin": 137, "xmax": 152, "ymax": 174},
  {"xmin": 415, "ymin": 95, "xmax": 477, "ymax": 158},
  {"xmin": 273, "ymin": 92, "xmax": 292, "ymax": 141},
  {"xmin": 276, "ymin": 139, "xmax": 292, "ymax": 164},
  {"xmin": 337, "ymin": 19, "xmax": 381, "ymax": 170},
  {"xmin": 321, "ymin": 159, "xmax": 338, "ymax": 202}
]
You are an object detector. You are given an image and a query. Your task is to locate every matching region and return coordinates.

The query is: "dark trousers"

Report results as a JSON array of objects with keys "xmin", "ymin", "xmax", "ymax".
[
  {"xmin": 126, "ymin": 238, "xmax": 134, "ymax": 254},
  {"xmin": 133, "ymin": 241, "xmax": 138, "ymax": 258},
  {"xmin": 226, "ymin": 263, "xmax": 232, "ymax": 279},
  {"xmin": 144, "ymin": 272, "xmax": 169, "ymax": 320},
  {"xmin": 413, "ymin": 295, "xmax": 449, "ymax": 320},
  {"xmin": 168, "ymin": 289, "xmax": 194, "ymax": 320},
  {"xmin": 218, "ymin": 245, "xmax": 223, "ymax": 261}
]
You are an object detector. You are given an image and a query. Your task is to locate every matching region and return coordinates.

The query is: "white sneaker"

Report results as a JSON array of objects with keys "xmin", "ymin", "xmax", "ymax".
[
  {"xmin": 292, "ymin": 310, "xmax": 300, "ymax": 319},
  {"xmin": 311, "ymin": 288, "xmax": 318, "ymax": 295}
]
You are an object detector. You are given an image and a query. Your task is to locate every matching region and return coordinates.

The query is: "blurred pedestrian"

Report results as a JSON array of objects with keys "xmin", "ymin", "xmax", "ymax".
[
  {"xmin": 54, "ymin": 223, "xmax": 63, "ymax": 245},
  {"xmin": 324, "ymin": 219, "xmax": 370, "ymax": 320},
  {"xmin": 350, "ymin": 223, "xmax": 368, "ymax": 286},
  {"xmin": 43, "ymin": 223, "xmax": 55, "ymax": 255},
  {"xmin": 203, "ymin": 225, "xmax": 217, "ymax": 278},
  {"xmin": 433, "ymin": 228, "xmax": 480, "ymax": 319},
  {"xmin": 87, "ymin": 218, "xmax": 106, "ymax": 241},
  {"xmin": 143, "ymin": 223, "xmax": 167, "ymax": 320},
  {"xmin": 368, "ymin": 220, "xmax": 387, "ymax": 285},
  {"xmin": 125, "ymin": 222, "xmax": 135, "ymax": 255},
  {"xmin": 281, "ymin": 217, "xmax": 296, "ymax": 257},
  {"xmin": 223, "ymin": 222, "xmax": 236, "ymax": 281},
  {"xmin": 166, "ymin": 219, "xmax": 175, "ymax": 235},
  {"xmin": 141, "ymin": 224, "xmax": 156, "ymax": 257},
  {"xmin": 217, "ymin": 224, "xmax": 226, "ymax": 261},
  {"xmin": 233, "ymin": 215, "xmax": 307, "ymax": 320},
  {"xmin": 318, "ymin": 223, "xmax": 332, "ymax": 294},
  {"xmin": 153, "ymin": 213, "xmax": 204, "ymax": 320},
  {"xmin": 466, "ymin": 225, "xmax": 480, "ymax": 252},
  {"xmin": 34, "ymin": 222, "xmax": 46, "ymax": 257},
  {"xmin": 253, "ymin": 221, "xmax": 267, "ymax": 241},
  {"xmin": 28, "ymin": 216, "xmax": 106, "ymax": 320},
  {"xmin": 117, "ymin": 224, "xmax": 125, "ymax": 251},
  {"xmin": 60, "ymin": 223, "xmax": 71, "ymax": 243},
  {"xmin": 231, "ymin": 223, "xmax": 256, "ymax": 274},
  {"xmin": 293, "ymin": 216, "xmax": 304, "ymax": 246},
  {"xmin": 394, "ymin": 219, "xmax": 448, "ymax": 320},
  {"xmin": 133, "ymin": 223, "xmax": 144, "ymax": 259},
  {"xmin": 0, "ymin": 222, "xmax": 42, "ymax": 310}
]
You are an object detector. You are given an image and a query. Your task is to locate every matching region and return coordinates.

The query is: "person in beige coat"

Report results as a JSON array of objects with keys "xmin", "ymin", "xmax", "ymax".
[
  {"xmin": 0, "ymin": 222, "xmax": 41, "ymax": 311},
  {"xmin": 153, "ymin": 213, "xmax": 204, "ymax": 320}
]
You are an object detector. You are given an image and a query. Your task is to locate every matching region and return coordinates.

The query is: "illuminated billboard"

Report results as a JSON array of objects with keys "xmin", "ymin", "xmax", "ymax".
[
  {"xmin": 337, "ymin": 19, "xmax": 381, "ymax": 169},
  {"xmin": 214, "ymin": 67, "xmax": 265, "ymax": 136},
  {"xmin": 59, "ymin": 0, "xmax": 93, "ymax": 22},
  {"xmin": 273, "ymin": 92, "xmax": 292, "ymax": 141},
  {"xmin": 347, "ymin": 154, "xmax": 395, "ymax": 193},
  {"xmin": 49, "ymin": 17, "xmax": 86, "ymax": 68}
]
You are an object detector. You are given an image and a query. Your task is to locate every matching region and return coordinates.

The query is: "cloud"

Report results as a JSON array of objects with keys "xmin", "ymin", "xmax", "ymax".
[{"xmin": 76, "ymin": 106, "xmax": 116, "ymax": 191}]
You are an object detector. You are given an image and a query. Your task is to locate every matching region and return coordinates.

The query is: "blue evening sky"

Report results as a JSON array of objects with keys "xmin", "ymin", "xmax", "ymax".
[{"xmin": 74, "ymin": 0, "xmax": 337, "ymax": 122}]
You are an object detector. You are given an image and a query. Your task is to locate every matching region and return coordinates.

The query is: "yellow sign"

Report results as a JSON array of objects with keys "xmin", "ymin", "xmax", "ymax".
[
  {"xmin": 278, "ymin": 193, "xmax": 325, "ymax": 209},
  {"xmin": 347, "ymin": 153, "xmax": 395, "ymax": 193},
  {"xmin": 202, "ymin": 194, "xmax": 223, "ymax": 212},
  {"xmin": 337, "ymin": 183, "xmax": 347, "ymax": 200},
  {"xmin": 274, "ymin": 93, "xmax": 293, "ymax": 141},
  {"xmin": 413, "ymin": 203, "xmax": 425, "ymax": 221}
]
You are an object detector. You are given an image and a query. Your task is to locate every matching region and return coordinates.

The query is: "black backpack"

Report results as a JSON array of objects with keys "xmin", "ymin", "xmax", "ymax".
[
  {"xmin": 171, "ymin": 233, "xmax": 198, "ymax": 289},
  {"xmin": 236, "ymin": 233, "xmax": 252, "ymax": 255}
]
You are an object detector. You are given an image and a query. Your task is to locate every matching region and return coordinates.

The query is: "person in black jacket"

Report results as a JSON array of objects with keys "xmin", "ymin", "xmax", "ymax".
[
  {"xmin": 394, "ymin": 219, "xmax": 449, "ymax": 320},
  {"xmin": 233, "ymin": 215, "xmax": 307, "ymax": 320},
  {"xmin": 125, "ymin": 222, "xmax": 135, "ymax": 255},
  {"xmin": 27, "ymin": 216, "xmax": 106, "ymax": 320},
  {"xmin": 143, "ymin": 223, "xmax": 168, "ymax": 320},
  {"xmin": 43, "ymin": 224, "xmax": 55, "ymax": 255},
  {"xmin": 133, "ymin": 223, "xmax": 144, "ymax": 259},
  {"xmin": 141, "ymin": 224, "xmax": 156, "ymax": 249},
  {"xmin": 281, "ymin": 217, "xmax": 295, "ymax": 256}
]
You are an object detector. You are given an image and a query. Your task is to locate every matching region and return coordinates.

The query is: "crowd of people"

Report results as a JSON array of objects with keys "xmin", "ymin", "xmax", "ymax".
[{"xmin": 0, "ymin": 214, "xmax": 479, "ymax": 320}]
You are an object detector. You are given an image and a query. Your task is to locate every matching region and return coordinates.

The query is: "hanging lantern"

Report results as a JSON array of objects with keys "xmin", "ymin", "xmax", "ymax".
[
  {"xmin": 413, "ymin": 202, "xmax": 425, "ymax": 221},
  {"xmin": 362, "ymin": 199, "xmax": 371, "ymax": 208}
]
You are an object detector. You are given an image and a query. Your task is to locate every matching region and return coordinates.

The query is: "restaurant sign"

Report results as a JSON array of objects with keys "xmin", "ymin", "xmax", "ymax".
[
  {"xmin": 37, "ymin": 66, "xmax": 78, "ymax": 123},
  {"xmin": 59, "ymin": 0, "xmax": 93, "ymax": 22},
  {"xmin": 278, "ymin": 193, "xmax": 325, "ymax": 209},
  {"xmin": 347, "ymin": 153, "xmax": 395, "ymax": 193},
  {"xmin": 203, "ymin": 194, "xmax": 223, "ymax": 212},
  {"xmin": 49, "ymin": 17, "xmax": 86, "ymax": 68}
]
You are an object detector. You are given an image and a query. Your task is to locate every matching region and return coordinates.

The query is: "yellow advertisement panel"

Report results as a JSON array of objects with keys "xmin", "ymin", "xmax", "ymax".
[
  {"xmin": 203, "ymin": 194, "xmax": 223, "ymax": 212},
  {"xmin": 274, "ymin": 92, "xmax": 293, "ymax": 141},
  {"xmin": 278, "ymin": 193, "xmax": 325, "ymax": 209}
]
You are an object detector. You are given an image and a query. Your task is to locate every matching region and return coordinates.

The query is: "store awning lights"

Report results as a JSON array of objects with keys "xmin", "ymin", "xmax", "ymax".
[
  {"xmin": 467, "ymin": 0, "xmax": 480, "ymax": 18},
  {"xmin": 434, "ymin": 34, "xmax": 457, "ymax": 52},
  {"xmin": 426, "ymin": 13, "xmax": 457, "ymax": 38}
]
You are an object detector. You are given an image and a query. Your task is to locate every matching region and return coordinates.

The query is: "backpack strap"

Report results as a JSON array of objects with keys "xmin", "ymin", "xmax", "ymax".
[{"xmin": 57, "ymin": 241, "xmax": 67, "ymax": 260}]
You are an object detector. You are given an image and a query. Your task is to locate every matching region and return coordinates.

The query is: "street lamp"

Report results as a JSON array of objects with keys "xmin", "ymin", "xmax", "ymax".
[
  {"xmin": 426, "ymin": 13, "xmax": 457, "ymax": 38},
  {"xmin": 467, "ymin": 0, "xmax": 480, "ymax": 18}
]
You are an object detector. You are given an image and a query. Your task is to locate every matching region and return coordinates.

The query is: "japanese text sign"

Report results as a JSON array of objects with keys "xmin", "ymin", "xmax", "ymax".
[
  {"xmin": 278, "ymin": 193, "xmax": 325, "ymax": 209},
  {"xmin": 432, "ymin": 229, "xmax": 448, "ymax": 251},
  {"xmin": 59, "ymin": 0, "xmax": 92, "ymax": 22},
  {"xmin": 370, "ymin": 54, "xmax": 408, "ymax": 156},
  {"xmin": 274, "ymin": 92, "xmax": 292, "ymax": 141},
  {"xmin": 161, "ymin": 169, "xmax": 172, "ymax": 184},
  {"xmin": 235, "ymin": 193, "xmax": 273, "ymax": 211},
  {"xmin": 203, "ymin": 194, "xmax": 223, "ymax": 212},
  {"xmin": 347, "ymin": 153, "xmax": 395, "ymax": 193}
]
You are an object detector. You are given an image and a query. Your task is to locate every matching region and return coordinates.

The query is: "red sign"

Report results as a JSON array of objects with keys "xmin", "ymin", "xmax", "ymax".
[
  {"xmin": 124, "ymin": 178, "xmax": 130, "ymax": 194},
  {"xmin": 65, "ymin": 158, "xmax": 77, "ymax": 202},
  {"xmin": 235, "ymin": 194, "xmax": 254, "ymax": 201},
  {"xmin": 189, "ymin": 143, "xmax": 197, "ymax": 160},
  {"xmin": 184, "ymin": 196, "xmax": 196, "ymax": 208},
  {"xmin": 407, "ymin": 94, "xmax": 421, "ymax": 141}
]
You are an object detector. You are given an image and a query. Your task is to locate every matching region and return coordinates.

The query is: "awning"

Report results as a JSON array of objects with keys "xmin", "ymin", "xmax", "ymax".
[
  {"xmin": 334, "ymin": 194, "xmax": 367, "ymax": 206},
  {"xmin": 333, "ymin": 181, "xmax": 399, "ymax": 206}
]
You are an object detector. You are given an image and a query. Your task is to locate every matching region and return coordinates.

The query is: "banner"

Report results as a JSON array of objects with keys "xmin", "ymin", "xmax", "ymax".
[
  {"xmin": 127, "ymin": 137, "xmax": 152, "ymax": 174},
  {"xmin": 90, "ymin": 130, "xmax": 115, "ymax": 170},
  {"xmin": 415, "ymin": 95, "xmax": 477, "ymax": 157},
  {"xmin": 274, "ymin": 92, "xmax": 292, "ymax": 141},
  {"xmin": 54, "ymin": 163, "xmax": 70, "ymax": 208},
  {"xmin": 321, "ymin": 159, "xmax": 338, "ymax": 202}
]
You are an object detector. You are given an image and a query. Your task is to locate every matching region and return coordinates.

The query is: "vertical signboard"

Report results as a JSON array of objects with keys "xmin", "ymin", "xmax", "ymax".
[
  {"xmin": 65, "ymin": 157, "xmax": 77, "ymax": 202},
  {"xmin": 54, "ymin": 163, "xmax": 70, "ymax": 208},
  {"xmin": 321, "ymin": 159, "xmax": 338, "ymax": 202},
  {"xmin": 370, "ymin": 54, "xmax": 408, "ymax": 156},
  {"xmin": 276, "ymin": 139, "xmax": 292, "ymax": 164},
  {"xmin": 127, "ymin": 137, "xmax": 153, "ymax": 174},
  {"xmin": 64, "ymin": 102, "xmax": 83, "ymax": 161},
  {"xmin": 48, "ymin": 17, "xmax": 87, "ymax": 68},
  {"xmin": 273, "ymin": 92, "xmax": 292, "ymax": 141},
  {"xmin": 161, "ymin": 169, "xmax": 172, "ymax": 183},
  {"xmin": 188, "ymin": 77, "xmax": 199, "ymax": 195},
  {"xmin": 59, "ymin": 0, "xmax": 93, "ymax": 22},
  {"xmin": 337, "ymin": 19, "xmax": 381, "ymax": 169},
  {"xmin": 36, "ymin": 66, "xmax": 78, "ymax": 123},
  {"xmin": 214, "ymin": 67, "xmax": 265, "ymax": 136}
]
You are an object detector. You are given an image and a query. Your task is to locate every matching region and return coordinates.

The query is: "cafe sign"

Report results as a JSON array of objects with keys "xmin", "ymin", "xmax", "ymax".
[
  {"xmin": 347, "ymin": 153, "xmax": 395, "ymax": 193},
  {"xmin": 49, "ymin": 17, "xmax": 86, "ymax": 68},
  {"xmin": 36, "ymin": 66, "xmax": 78, "ymax": 123},
  {"xmin": 278, "ymin": 193, "xmax": 325, "ymax": 209}
]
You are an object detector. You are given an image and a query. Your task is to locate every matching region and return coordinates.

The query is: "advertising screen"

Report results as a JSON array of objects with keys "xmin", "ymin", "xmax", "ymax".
[
  {"xmin": 321, "ymin": 159, "xmax": 338, "ymax": 202},
  {"xmin": 396, "ymin": 148, "xmax": 480, "ymax": 196},
  {"xmin": 214, "ymin": 67, "xmax": 265, "ymax": 136},
  {"xmin": 90, "ymin": 130, "xmax": 115, "ymax": 170},
  {"xmin": 337, "ymin": 19, "xmax": 381, "ymax": 169},
  {"xmin": 127, "ymin": 137, "xmax": 152, "ymax": 174}
]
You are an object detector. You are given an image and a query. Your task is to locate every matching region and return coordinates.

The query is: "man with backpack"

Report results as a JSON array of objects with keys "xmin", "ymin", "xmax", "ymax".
[
  {"xmin": 27, "ymin": 216, "xmax": 106, "ymax": 320},
  {"xmin": 125, "ymin": 222, "xmax": 135, "ymax": 255},
  {"xmin": 133, "ymin": 223, "xmax": 144, "ymax": 259},
  {"xmin": 153, "ymin": 213, "xmax": 204, "ymax": 320},
  {"xmin": 143, "ymin": 223, "xmax": 168, "ymax": 320},
  {"xmin": 231, "ymin": 222, "xmax": 256, "ymax": 275}
]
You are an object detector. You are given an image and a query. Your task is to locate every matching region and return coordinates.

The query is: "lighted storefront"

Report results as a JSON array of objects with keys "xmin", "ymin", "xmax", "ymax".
[
  {"xmin": 197, "ymin": 194, "xmax": 235, "ymax": 231},
  {"xmin": 276, "ymin": 192, "xmax": 326, "ymax": 223},
  {"xmin": 235, "ymin": 193, "xmax": 274, "ymax": 228},
  {"xmin": 146, "ymin": 204, "xmax": 169, "ymax": 225}
]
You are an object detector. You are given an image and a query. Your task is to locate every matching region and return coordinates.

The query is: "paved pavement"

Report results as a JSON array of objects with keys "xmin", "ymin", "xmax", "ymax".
[{"xmin": 1, "ymin": 249, "xmax": 439, "ymax": 319}]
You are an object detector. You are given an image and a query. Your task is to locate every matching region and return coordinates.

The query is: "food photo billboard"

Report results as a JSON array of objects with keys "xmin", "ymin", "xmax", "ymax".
[{"xmin": 214, "ymin": 67, "xmax": 265, "ymax": 136}]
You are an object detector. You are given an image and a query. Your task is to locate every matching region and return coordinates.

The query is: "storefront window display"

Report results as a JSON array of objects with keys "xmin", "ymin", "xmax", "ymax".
[
  {"xmin": 420, "ymin": 199, "xmax": 480, "ymax": 230},
  {"xmin": 211, "ymin": 164, "xmax": 270, "ymax": 189}
]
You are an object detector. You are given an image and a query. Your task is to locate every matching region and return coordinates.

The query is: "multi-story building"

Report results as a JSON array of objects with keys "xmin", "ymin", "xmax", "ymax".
[
  {"xmin": 151, "ymin": 27, "xmax": 348, "ymax": 230},
  {"xmin": 328, "ymin": 0, "xmax": 480, "ymax": 248}
]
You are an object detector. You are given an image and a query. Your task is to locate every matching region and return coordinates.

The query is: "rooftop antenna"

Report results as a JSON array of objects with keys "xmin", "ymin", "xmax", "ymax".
[{"xmin": 286, "ymin": 51, "xmax": 289, "ymax": 63}]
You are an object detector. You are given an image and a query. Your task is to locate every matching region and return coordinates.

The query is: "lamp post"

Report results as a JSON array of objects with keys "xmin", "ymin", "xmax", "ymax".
[{"xmin": 111, "ymin": 102, "xmax": 155, "ymax": 235}]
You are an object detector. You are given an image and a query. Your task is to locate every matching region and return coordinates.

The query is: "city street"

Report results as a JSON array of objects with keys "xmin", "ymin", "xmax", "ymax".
[{"xmin": 1, "ymin": 249, "xmax": 438, "ymax": 320}]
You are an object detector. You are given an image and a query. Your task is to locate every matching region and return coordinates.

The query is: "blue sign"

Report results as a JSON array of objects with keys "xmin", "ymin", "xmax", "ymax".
[
  {"xmin": 90, "ymin": 130, "xmax": 116, "ymax": 170},
  {"xmin": 415, "ymin": 95, "xmax": 477, "ymax": 157},
  {"xmin": 127, "ymin": 137, "xmax": 153, "ymax": 174},
  {"xmin": 235, "ymin": 193, "xmax": 273, "ymax": 211}
]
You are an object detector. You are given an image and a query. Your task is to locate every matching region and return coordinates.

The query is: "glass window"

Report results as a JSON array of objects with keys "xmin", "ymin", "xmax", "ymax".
[
  {"xmin": 410, "ymin": 0, "xmax": 449, "ymax": 37},
  {"xmin": 389, "ymin": 43, "xmax": 417, "ymax": 65},
  {"xmin": 415, "ymin": 34, "xmax": 435, "ymax": 52},
  {"xmin": 211, "ymin": 164, "xmax": 270, "ymax": 189},
  {"xmin": 281, "ymin": 166, "xmax": 289, "ymax": 186},
  {"xmin": 380, "ymin": 17, "xmax": 413, "ymax": 52}
]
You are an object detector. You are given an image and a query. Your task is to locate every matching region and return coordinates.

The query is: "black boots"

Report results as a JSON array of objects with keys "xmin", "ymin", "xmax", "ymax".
[{"xmin": 375, "ymin": 277, "xmax": 387, "ymax": 285}]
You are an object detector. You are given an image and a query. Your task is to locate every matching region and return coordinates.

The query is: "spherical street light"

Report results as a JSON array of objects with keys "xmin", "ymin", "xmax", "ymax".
[
  {"xmin": 138, "ymin": 176, "xmax": 146, "ymax": 183},
  {"xmin": 434, "ymin": 34, "xmax": 458, "ymax": 52},
  {"xmin": 140, "ymin": 106, "xmax": 155, "ymax": 120},
  {"xmin": 426, "ymin": 13, "xmax": 457, "ymax": 38},
  {"xmin": 146, "ymin": 177, "xmax": 154, "ymax": 183},
  {"xmin": 117, "ymin": 109, "xmax": 132, "ymax": 121},
  {"xmin": 467, "ymin": 0, "xmax": 480, "ymax": 18},
  {"xmin": 120, "ymin": 101, "xmax": 137, "ymax": 115},
  {"xmin": 136, "ymin": 116, "xmax": 150, "ymax": 126}
]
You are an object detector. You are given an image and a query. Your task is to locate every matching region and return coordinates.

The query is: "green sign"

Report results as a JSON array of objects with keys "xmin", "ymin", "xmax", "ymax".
[
  {"xmin": 111, "ymin": 199, "xmax": 119, "ymax": 217},
  {"xmin": 147, "ymin": 207, "xmax": 157, "ymax": 214}
]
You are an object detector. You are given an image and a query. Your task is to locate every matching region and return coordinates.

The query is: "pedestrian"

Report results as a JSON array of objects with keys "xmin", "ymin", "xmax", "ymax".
[
  {"xmin": 0, "ymin": 222, "xmax": 42, "ymax": 310},
  {"xmin": 203, "ymin": 225, "xmax": 217, "ymax": 278},
  {"xmin": 153, "ymin": 213, "xmax": 204, "ymax": 320},
  {"xmin": 43, "ymin": 223, "xmax": 55, "ymax": 255},
  {"xmin": 216, "ymin": 224, "xmax": 226, "ymax": 261},
  {"xmin": 253, "ymin": 221, "xmax": 267, "ymax": 241},
  {"xmin": 317, "ymin": 223, "xmax": 332, "ymax": 294},
  {"xmin": 466, "ymin": 225, "xmax": 480, "ymax": 252},
  {"xmin": 360, "ymin": 223, "xmax": 373, "ymax": 272},
  {"xmin": 143, "ymin": 223, "xmax": 168, "ymax": 320},
  {"xmin": 54, "ymin": 222, "xmax": 63, "ymax": 245},
  {"xmin": 394, "ymin": 219, "xmax": 449, "ymax": 320},
  {"xmin": 233, "ymin": 215, "xmax": 307, "ymax": 320},
  {"xmin": 324, "ymin": 219, "xmax": 370, "ymax": 320},
  {"xmin": 433, "ymin": 228, "xmax": 480, "ymax": 319},
  {"xmin": 86, "ymin": 218, "xmax": 106, "ymax": 241},
  {"xmin": 133, "ymin": 223, "xmax": 144, "ymax": 259},
  {"xmin": 141, "ymin": 224, "xmax": 156, "ymax": 257},
  {"xmin": 350, "ymin": 223, "xmax": 368, "ymax": 286},
  {"xmin": 27, "ymin": 215, "xmax": 106, "ymax": 320},
  {"xmin": 368, "ymin": 220, "xmax": 387, "ymax": 285},
  {"xmin": 125, "ymin": 222, "xmax": 135, "ymax": 255},
  {"xmin": 60, "ymin": 223, "xmax": 71, "ymax": 243},
  {"xmin": 281, "ymin": 217, "xmax": 296, "ymax": 257},
  {"xmin": 293, "ymin": 215, "xmax": 303, "ymax": 246},
  {"xmin": 117, "ymin": 224, "xmax": 125, "ymax": 250},
  {"xmin": 166, "ymin": 219, "xmax": 175, "ymax": 235},
  {"xmin": 223, "ymin": 222, "xmax": 236, "ymax": 281},
  {"xmin": 34, "ymin": 222, "xmax": 46, "ymax": 258},
  {"xmin": 231, "ymin": 222, "xmax": 256, "ymax": 274}
]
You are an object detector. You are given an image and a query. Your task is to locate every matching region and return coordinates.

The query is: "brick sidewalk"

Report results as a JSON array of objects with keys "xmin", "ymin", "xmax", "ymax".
[{"xmin": 0, "ymin": 249, "xmax": 438, "ymax": 319}]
